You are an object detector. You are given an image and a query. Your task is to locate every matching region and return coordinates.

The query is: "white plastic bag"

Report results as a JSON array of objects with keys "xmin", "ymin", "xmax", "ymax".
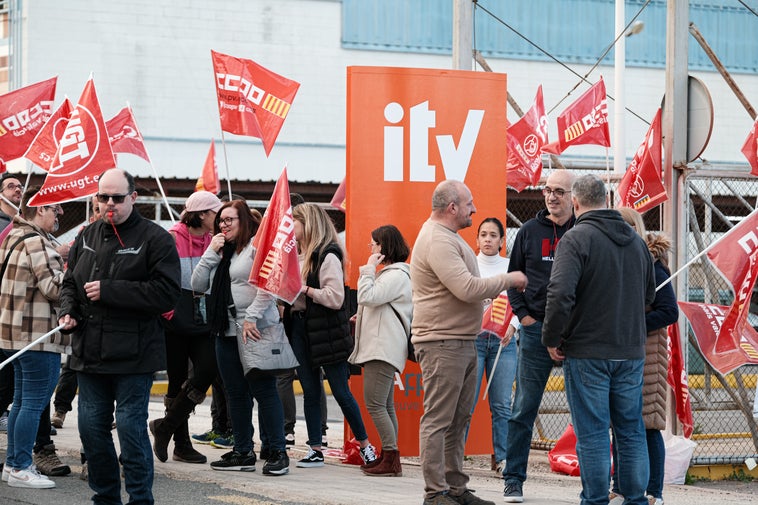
[{"xmin": 663, "ymin": 431, "xmax": 697, "ymax": 484}]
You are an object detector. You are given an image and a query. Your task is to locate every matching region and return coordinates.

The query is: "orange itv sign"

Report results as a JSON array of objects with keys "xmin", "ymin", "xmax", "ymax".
[{"xmin": 345, "ymin": 66, "xmax": 508, "ymax": 457}]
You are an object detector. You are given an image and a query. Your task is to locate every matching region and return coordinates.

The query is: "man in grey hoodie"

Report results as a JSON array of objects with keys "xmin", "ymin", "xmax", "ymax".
[{"xmin": 542, "ymin": 174, "xmax": 655, "ymax": 505}]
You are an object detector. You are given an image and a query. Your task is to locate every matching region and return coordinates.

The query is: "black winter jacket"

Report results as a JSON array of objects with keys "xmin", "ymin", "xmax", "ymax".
[
  {"xmin": 542, "ymin": 209, "xmax": 655, "ymax": 360},
  {"xmin": 304, "ymin": 243, "xmax": 353, "ymax": 366},
  {"xmin": 60, "ymin": 209, "xmax": 181, "ymax": 374}
]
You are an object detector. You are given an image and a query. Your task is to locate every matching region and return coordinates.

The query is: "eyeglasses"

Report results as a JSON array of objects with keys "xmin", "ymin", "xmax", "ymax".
[
  {"xmin": 44, "ymin": 205, "xmax": 62, "ymax": 216},
  {"xmin": 218, "ymin": 216, "xmax": 239, "ymax": 226},
  {"xmin": 2, "ymin": 183, "xmax": 22, "ymax": 191},
  {"xmin": 96, "ymin": 193, "xmax": 129, "ymax": 204},
  {"xmin": 542, "ymin": 187, "xmax": 570, "ymax": 198}
]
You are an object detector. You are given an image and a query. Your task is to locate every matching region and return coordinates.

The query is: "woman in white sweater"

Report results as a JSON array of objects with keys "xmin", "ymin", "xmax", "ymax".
[
  {"xmin": 473, "ymin": 217, "xmax": 519, "ymax": 475},
  {"xmin": 349, "ymin": 225, "xmax": 412, "ymax": 477}
]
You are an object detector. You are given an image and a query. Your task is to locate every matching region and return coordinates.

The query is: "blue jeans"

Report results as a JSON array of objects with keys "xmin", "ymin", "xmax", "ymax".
[
  {"xmin": 4, "ymin": 350, "xmax": 60, "ymax": 470},
  {"xmin": 471, "ymin": 331, "xmax": 517, "ymax": 464},
  {"xmin": 78, "ymin": 372, "xmax": 154, "ymax": 505},
  {"xmin": 504, "ymin": 321, "xmax": 554, "ymax": 484},
  {"xmin": 290, "ymin": 316, "xmax": 368, "ymax": 447},
  {"xmin": 564, "ymin": 357, "xmax": 648, "ymax": 505},
  {"xmin": 611, "ymin": 428, "xmax": 665, "ymax": 499},
  {"xmin": 215, "ymin": 335, "xmax": 286, "ymax": 454}
]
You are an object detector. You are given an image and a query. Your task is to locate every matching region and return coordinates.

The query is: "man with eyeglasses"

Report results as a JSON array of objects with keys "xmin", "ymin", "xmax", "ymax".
[
  {"xmin": 58, "ymin": 168, "xmax": 180, "ymax": 505},
  {"xmin": 0, "ymin": 172, "xmax": 23, "ymax": 232},
  {"xmin": 502, "ymin": 169, "xmax": 576, "ymax": 503}
]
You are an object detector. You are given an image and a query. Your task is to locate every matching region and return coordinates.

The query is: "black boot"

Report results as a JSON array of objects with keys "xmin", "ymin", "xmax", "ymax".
[
  {"xmin": 172, "ymin": 419, "xmax": 207, "ymax": 464},
  {"xmin": 149, "ymin": 384, "xmax": 205, "ymax": 463}
]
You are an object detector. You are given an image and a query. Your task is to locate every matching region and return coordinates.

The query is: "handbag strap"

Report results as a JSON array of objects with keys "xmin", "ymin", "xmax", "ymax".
[
  {"xmin": 0, "ymin": 233, "xmax": 38, "ymax": 289},
  {"xmin": 387, "ymin": 267, "xmax": 411, "ymax": 337}
]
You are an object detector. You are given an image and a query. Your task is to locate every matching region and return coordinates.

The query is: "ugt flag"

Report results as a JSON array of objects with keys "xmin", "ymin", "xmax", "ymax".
[
  {"xmin": 195, "ymin": 139, "xmax": 219, "ymax": 194},
  {"xmin": 250, "ymin": 167, "xmax": 302, "ymax": 303},
  {"xmin": 557, "ymin": 76, "xmax": 610, "ymax": 152},
  {"xmin": 211, "ymin": 50, "xmax": 300, "ymax": 156},
  {"xmin": 506, "ymin": 85, "xmax": 548, "ymax": 192},
  {"xmin": 742, "ymin": 118, "xmax": 758, "ymax": 176},
  {"xmin": 0, "ymin": 77, "xmax": 57, "ymax": 166},
  {"xmin": 481, "ymin": 293, "xmax": 515, "ymax": 339},
  {"xmin": 106, "ymin": 106, "xmax": 150, "ymax": 162},
  {"xmin": 28, "ymin": 78, "xmax": 116, "ymax": 206},
  {"xmin": 617, "ymin": 108, "xmax": 667, "ymax": 212},
  {"xmin": 23, "ymin": 97, "xmax": 73, "ymax": 170}
]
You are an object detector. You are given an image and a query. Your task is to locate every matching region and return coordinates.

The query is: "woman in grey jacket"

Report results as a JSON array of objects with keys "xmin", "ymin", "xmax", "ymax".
[
  {"xmin": 349, "ymin": 225, "xmax": 412, "ymax": 477},
  {"xmin": 191, "ymin": 200, "xmax": 288, "ymax": 476}
]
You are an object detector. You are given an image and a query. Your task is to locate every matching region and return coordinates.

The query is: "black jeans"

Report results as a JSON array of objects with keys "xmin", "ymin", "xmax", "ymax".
[
  {"xmin": 164, "ymin": 331, "xmax": 218, "ymax": 398},
  {"xmin": 53, "ymin": 355, "xmax": 78, "ymax": 413}
]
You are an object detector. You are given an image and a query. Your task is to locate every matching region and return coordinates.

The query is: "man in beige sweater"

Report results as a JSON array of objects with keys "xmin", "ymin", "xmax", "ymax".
[{"xmin": 411, "ymin": 180, "xmax": 528, "ymax": 505}]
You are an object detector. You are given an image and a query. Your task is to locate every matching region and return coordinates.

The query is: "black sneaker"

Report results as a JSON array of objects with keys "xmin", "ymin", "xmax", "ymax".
[
  {"xmin": 503, "ymin": 480, "xmax": 524, "ymax": 503},
  {"xmin": 262, "ymin": 450, "xmax": 290, "ymax": 476},
  {"xmin": 210, "ymin": 450, "xmax": 256, "ymax": 471},
  {"xmin": 295, "ymin": 448, "xmax": 324, "ymax": 468}
]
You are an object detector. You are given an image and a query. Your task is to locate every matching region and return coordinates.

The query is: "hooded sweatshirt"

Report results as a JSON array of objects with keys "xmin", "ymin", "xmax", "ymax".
[{"xmin": 541, "ymin": 209, "xmax": 655, "ymax": 360}]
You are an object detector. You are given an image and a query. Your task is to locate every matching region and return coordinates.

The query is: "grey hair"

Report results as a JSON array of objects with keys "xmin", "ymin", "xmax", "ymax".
[
  {"xmin": 432, "ymin": 180, "xmax": 461, "ymax": 211},
  {"xmin": 572, "ymin": 174, "xmax": 607, "ymax": 208}
]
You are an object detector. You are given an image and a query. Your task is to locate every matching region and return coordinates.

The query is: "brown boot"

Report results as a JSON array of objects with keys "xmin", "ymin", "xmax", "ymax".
[{"xmin": 362, "ymin": 449, "xmax": 402, "ymax": 477}]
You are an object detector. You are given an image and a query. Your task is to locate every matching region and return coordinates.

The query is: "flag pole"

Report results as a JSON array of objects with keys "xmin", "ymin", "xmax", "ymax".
[
  {"xmin": 125, "ymin": 103, "xmax": 175, "ymax": 224},
  {"xmin": 658, "ymin": 207, "xmax": 758, "ymax": 291},
  {"xmin": 219, "ymin": 131, "xmax": 233, "ymax": 200},
  {"xmin": 0, "ymin": 324, "xmax": 66, "ymax": 370},
  {"xmin": 482, "ymin": 340, "xmax": 504, "ymax": 401}
]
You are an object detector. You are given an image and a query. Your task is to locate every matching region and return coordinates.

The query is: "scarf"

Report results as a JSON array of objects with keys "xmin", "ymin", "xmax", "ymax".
[{"xmin": 208, "ymin": 241, "xmax": 236, "ymax": 336}]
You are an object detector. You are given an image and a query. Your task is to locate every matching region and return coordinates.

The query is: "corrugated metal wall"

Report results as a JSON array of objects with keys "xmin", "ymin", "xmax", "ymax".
[{"xmin": 342, "ymin": 0, "xmax": 758, "ymax": 73}]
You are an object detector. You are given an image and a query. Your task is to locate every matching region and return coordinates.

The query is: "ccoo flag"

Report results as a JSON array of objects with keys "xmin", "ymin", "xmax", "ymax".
[
  {"xmin": 211, "ymin": 50, "xmax": 300, "ymax": 156},
  {"xmin": 0, "ymin": 77, "xmax": 57, "ymax": 167},
  {"xmin": 617, "ymin": 108, "xmax": 667, "ymax": 212},
  {"xmin": 250, "ymin": 166, "xmax": 302, "ymax": 303},
  {"xmin": 557, "ymin": 76, "xmax": 611, "ymax": 152},
  {"xmin": 28, "ymin": 77, "xmax": 116, "ymax": 206}
]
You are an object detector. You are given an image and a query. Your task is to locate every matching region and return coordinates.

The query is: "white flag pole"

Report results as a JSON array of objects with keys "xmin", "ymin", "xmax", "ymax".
[
  {"xmin": 482, "ymin": 341, "xmax": 504, "ymax": 401},
  {"xmin": 126, "ymin": 103, "xmax": 175, "ymax": 224},
  {"xmin": 0, "ymin": 324, "xmax": 66, "ymax": 370},
  {"xmin": 658, "ymin": 208, "xmax": 758, "ymax": 292},
  {"xmin": 219, "ymin": 130, "xmax": 233, "ymax": 201}
]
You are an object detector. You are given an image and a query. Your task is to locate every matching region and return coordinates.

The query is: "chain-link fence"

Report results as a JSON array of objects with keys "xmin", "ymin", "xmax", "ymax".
[{"xmin": 504, "ymin": 170, "xmax": 758, "ymax": 465}]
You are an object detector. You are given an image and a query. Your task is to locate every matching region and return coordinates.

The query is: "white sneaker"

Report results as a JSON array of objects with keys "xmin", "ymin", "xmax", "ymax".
[
  {"xmin": 8, "ymin": 465, "xmax": 56, "ymax": 488},
  {"xmin": 1, "ymin": 464, "xmax": 11, "ymax": 482}
]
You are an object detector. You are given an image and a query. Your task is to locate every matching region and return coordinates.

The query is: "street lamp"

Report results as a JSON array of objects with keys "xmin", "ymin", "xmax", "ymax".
[{"xmin": 614, "ymin": 0, "xmax": 645, "ymax": 174}]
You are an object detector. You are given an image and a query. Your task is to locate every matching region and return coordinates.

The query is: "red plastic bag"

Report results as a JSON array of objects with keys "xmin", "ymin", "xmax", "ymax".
[
  {"xmin": 548, "ymin": 424, "xmax": 581, "ymax": 476},
  {"xmin": 341, "ymin": 437, "xmax": 363, "ymax": 466}
]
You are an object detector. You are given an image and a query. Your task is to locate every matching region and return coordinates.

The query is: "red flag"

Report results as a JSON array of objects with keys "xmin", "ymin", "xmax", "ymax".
[
  {"xmin": 250, "ymin": 167, "xmax": 302, "ymax": 303},
  {"xmin": 481, "ymin": 293, "xmax": 514, "ymax": 339},
  {"xmin": 28, "ymin": 78, "xmax": 116, "ymax": 206},
  {"xmin": 666, "ymin": 324, "xmax": 694, "ymax": 438},
  {"xmin": 195, "ymin": 140, "xmax": 219, "ymax": 194},
  {"xmin": 617, "ymin": 108, "xmax": 667, "ymax": 212},
  {"xmin": 679, "ymin": 301, "xmax": 758, "ymax": 375},
  {"xmin": 23, "ymin": 97, "xmax": 73, "ymax": 170},
  {"xmin": 557, "ymin": 77, "xmax": 610, "ymax": 152},
  {"xmin": 506, "ymin": 86, "xmax": 548, "ymax": 192},
  {"xmin": 106, "ymin": 106, "xmax": 150, "ymax": 162},
  {"xmin": 0, "ymin": 77, "xmax": 57, "ymax": 164},
  {"xmin": 211, "ymin": 50, "xmax": 300, "ymax": 156},
  {"xmin": 741, "ymin": 119, "xmax": 758, "ymax": 176},
  {"xmin": 541, "ymin": 140, "xmax": 562, "ymax": 155},
  {"xmin": 330, "ymin": 177, "xmax": 346, "ymax": 212}
]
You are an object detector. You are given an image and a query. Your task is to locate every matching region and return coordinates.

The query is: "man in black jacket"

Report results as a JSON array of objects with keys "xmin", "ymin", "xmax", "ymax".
[
  {"xmin": 542, "ymin": 174, "xmax": 655, "ymax": 505},
  {"xmin": 503, "ymin": 169, "xmax": 575, "ymax": 503},
  {"xmin": 59, "ymin": 169, "xmax": 180, "ymax": 505}
]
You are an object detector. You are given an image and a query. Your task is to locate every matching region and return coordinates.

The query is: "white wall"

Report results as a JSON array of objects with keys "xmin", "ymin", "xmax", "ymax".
[{"xmin": 18, "ymin": 0, "xmax": 757, "ymax": 184}]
